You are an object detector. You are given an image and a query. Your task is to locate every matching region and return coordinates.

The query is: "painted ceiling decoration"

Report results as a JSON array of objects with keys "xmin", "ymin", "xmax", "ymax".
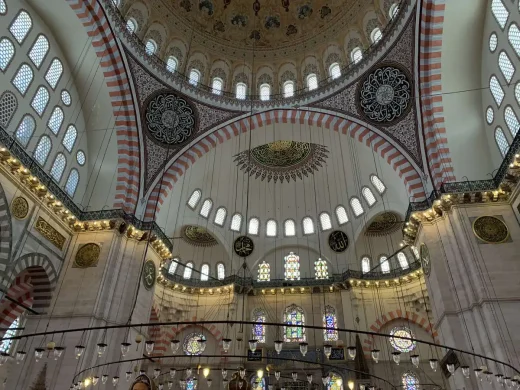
[
  {"xmin": 182, "ymin": 225, "xmax": 218, "ymax": 247},
  {"xmin": 233, "ymin": 140, "xmax": 329, "ymax": 182},
  {"xmin": 365, "ymin": 211, "xmax": 401, "ymax": 236}
]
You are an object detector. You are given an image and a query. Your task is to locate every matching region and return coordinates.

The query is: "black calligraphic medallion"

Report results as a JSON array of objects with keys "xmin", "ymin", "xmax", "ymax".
[
  {"xmin": 234, "ymin": 236, "xmax": 254, "ymax": 257},
  {"xmin": 328, "ymin": 231, "xmax": 349, "ymax": 253},
  {"xmin": 142, "ymin": 260, "xmax": 156, "ymax": 290}
]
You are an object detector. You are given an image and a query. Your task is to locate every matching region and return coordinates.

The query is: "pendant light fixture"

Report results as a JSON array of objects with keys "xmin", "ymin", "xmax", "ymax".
[
  {"xmin": 474, "ymin": 369, "xmax": 483, "ymax": 381},
  {"xmin": 180, "ymin": 380, "xmax": 187, "ymax": 390},
  {"xmin": 299, "ymin": 342, "xmax": 308, "ymax": 356},
  {"xmin": 307, "ymin": 374, "xmax": 313, "ymax": 384},
  {"xmin": 171, "ymin": 340, "xmax": 181, "ymax": 353},
  {"xmin": 145, "ymin": 340, "xmax": 155, "ymax": 354},
  {"xmin": 222, "ymin": 339, "xmax": 232, "ymax": 353},
  {"xmin": 112, "ymin": 377, "xmax": 119, "ymax": 386},
  {"xmin": 239, "ymin": 367, "xmax": 246, "ymax": 379},
  {"xmin": 461, "ymin": 366, "xmax": 470, "ymax": 378},
  {"xmin": 410, "ymin": 354, "xmax": 419, "ymax": 368},
  {"xmin": 223, "ymin": 379, "xmax": 229, "ymax": 388},
  {"xmin": 221, "ymin": 369, "xmax": 227, "ymax": 379},
  {"xmin": 275, "ymin": 371, "xmax": 281, "ymax": 381},
  {"xmin": 126, "ymin": 372, "xmax": 132, "ymax": 381},
  {"xmin": 170, "ymin": 368, "xmax": 177, "ymax": 378},
  {"xmin": 75, "ymin": 345, "xmax": 85, "ymax": 359},
  {"xmin": 322, "ymin": 376, "xmax": 329, "ymax": 386},
  {"xmin": 168, "ymin": 382, "xmax": 174, "ymax": 389},
  {"xmin": 274, "ymin": 340, "xmax": 283, "ymax": 354},
  {"xmin": 347, "ymin": 346, "xmax": 356, "ymax": 360},
  {"xmin": 96, "ymin": 343, "xmax": 107, "ymax": 357},
  {"xmin": 323, "ymin": 344, "xmax": 332, "ymax": 359},
  {"xmin": 121, "ymin": 342, "xmax": 131, "ymax": 356},
  {"xmin": 54, "ymin": 347, "xmax": 65, "ymax": 360},
  {"xmin": 429, "ymin": 359, "xmax": 438, "ymax": 372},
  {"xmin": 34, "ymin": 348, "xmax": 44, "ymax": 362},
  {"xmin": 15, "ymin": 351, "xmax": 26, "ymax": 364},
  {"xmin": 249, "ymin": 339, "xmax": 258, "ymax": 352},
  {"xmin": 186, "ymin": 368, "xmax": 193, "ymax": 377},
  {"xmin": 391, "ymin": 351, "xmax": 401, "ymax": 365},
  {"xmin": 92, "ymin": 376, "xmax": 99, "ymax": 386},
  {"xmin": 291, "ymin": 372, "xmax": 297, "ymax": 381},
  {"xmin": 207, "ymin": 379, "xmax": 213, "ymax": 388},
  {"xmin": 447, "ymin": 363, "xmax": 455, "ymax": 374},
  {"xmin": 101, "ymin": 375, "xmax": 108, "ymax": 384},
  {"xmin": 154, "ymin": 369, "xmax": 161, "ymax": 379},
  {"xmin": 371, "ymin": 349, "xmax": 380, "ymax": 363}
]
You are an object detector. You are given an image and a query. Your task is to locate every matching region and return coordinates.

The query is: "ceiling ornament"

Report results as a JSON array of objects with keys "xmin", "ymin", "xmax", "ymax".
[
  {"xmin": 365, "ymin": 211, "xmax": 401, "ymax": 236},
  {"xmin": 359, "ymin": 66, "xmax": 411, "ymax": 124},
  {"xmin": 472, "ymin": 216, "xmax": 509, "ymax": 244},
  {"xmin": 233, "ymin": 140, "xmax": 328, "ymax": 183},
  {"xmin": 182, "ymin": 225, "xmax": 218, "ymax": 247}
]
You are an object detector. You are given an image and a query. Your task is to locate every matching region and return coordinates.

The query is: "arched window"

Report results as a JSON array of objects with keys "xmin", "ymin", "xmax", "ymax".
[
  {"xmin": 126, "ymin": 18, "xmax": 137, "ymax": 33},
  {"xmin": 31, "ymin": 86, "xmax": 50, "ymax": 116},
  {"xmin": 214, "ymin": 207, "xmax": 227, "ymax": 226},
  {"xmin": 306, "ymin": 73, "xmax": 318, "ymax": 90},
  {"xmin": 490, "ymin": 76, "xmax": 505, "ymax": 106},
  {"xmin": 236, "ymin": 82, "xmax": 247, "ymax": 99},
  {"xmin": 319, "ymin": 212, "xmax": 332, "ymax": 231},
  {"xmin": 315, "ymin": 258, "xmax": 328, "ymax": 279},
  {"xmin": 183, "ymin": 262, "xmax": 194, "ymax": 279},
  {"xmin": 499, "ymin": 51, "xmax": 515, "ymax": 84},
  {"xmin": 252, "ymin": 308, "xmax": 266, "ymax": 343},
  {"xmin": 380, "ymin": 256, "xmax": 390, "ymax": 274},
  {"xmin": 230, "ymin": 213, "xmax": 242, "ymax": 232},
  {"xmin": 516, "ymin": 83, "xmax": 520, "ymax": 106},
  {"xmin": 217, "ymin": 263, "xmax": 225, "ymax": 280},
  {"xmin": 145, "ymin": 39, "xmax": 157, "ymax": 55},
  {"xmin": 401, "ymin": 372, "xmax": 419, "ymax": 390},
  {"xmin": 350, "ymin": 197, "xmax": 364, "ymax": 217},
  {"xmin": 199, "ymin": 199, "xmax": 213, "ymax": 218},
  {"xmin": 302, "ymin": 217, "xmax": 315, "ymax": 235},
  {"xmin": 15, "ymin": 115, "xmax": 35, "ymax": 147},
  {"xmin": 112, "ymin": 0, "xmax": 121, "ymax": 6},
  {"xmin": 62, "ymin": 125, "xmax": 77, "ymax": 152},
  {"xmin": 258, "ymin": 261, "xmax": 270, "ymax": 281},
  {"xmin": 166, "ymin": 56, "xmax": 178, "ymax": 72},
  {"xmin": 212, "ymin": 77, "xmax": 223, "ymax": 95},
  {"xmin": 260, "ymin": 84, "xmax": 271, "ymax": 101},
  {"xmin": 187, "ymin": 189, "xmax": 202, "ymax": 208},
  {"xmin": 362, "ymin": 187, "xmax": 377, "ymax": 206},
  {"xmin": 370, "ymin": 174, "xmax": 386, "ymax": 194},
  {"xmin": 168, "ymin": 258, "xmax": 179, "ymax": 274},
  {"xmin": 65, "ymin": 169, "xmax": 79, "ymax": 196},
  {"xmin": 284, "ymin": 219, "xmax": 296, "ymax": 237},
  {"xmin": 47, "ymin": 106, "xmax": 64, "ymax": 134},
  {"xmin": 50, "ymin": 153, "xmax": 66, "ymax": 182},
  {"xmin": 323, "ymin": 305, "xmax": 338, "ymax": 341},
  {"xmin": 284, "ymin": 252, "xmax": 300, "ymax": 280},
  {"xmin": 504, "ymin": 106, "xmax": 519, "ymax": 137},
  {"xmin": 0, "ymin": 38, "xmax": 15, "ymax": 71},
  {"xmin": 28, "ymin": 35, "xmax": 49, "ymax": 68},
  {"xmin": 283, "ymin": 81, "xmax": 294, "ymax": 98},
  {"xmin": 335, "ymin": 206, "xmax": 349, "ymax": 225},
  {"xmin": 0, "ymin": 1, "xmax": 5, "ymax": 15},
  {"xmin": 200, "ymin": 264, "xmax": 209, "ymax": 281},
  {"xmin": 0, "ymin": 317, "xmax": 20, "ymax": 353},
  {"xmin": 34, "ymin": 136, "xmax": 52, "ymax": 165},
  {"xmin": 411, "ymin": 246, "xmax": 420, "ymax": 260},
  {"xmin": 495, "ymin": 127, "xmax": 510, "ymax": 157},
  {"xmin": 45, "ymin": 59, "xmax": 63, "ymax": 89},
  {"xmin": 248, "ymin": 217, "xmax": 260, "ymax": 235},
  {"xmin": 361, "ymin": 257, "xmax": 371, "ymax": 274},
  {"xmin": 389, "ymin": 3, "xmax": 399, "ymax": 18},
  {"xmin": 490, "ymin": 32, "xmax": 498, "ymax": 52},
  {"xmin": 10, "ymin": 11, "xmax": 32, "ymax": 44},
  {"xmin": 351, "ymin": 47, "xmax": 363, "ymax": 64},
  {"xmin": 12, "ymin": 63, "xmax": 33, "ymax": 95},
  {"xmin": 283, "ymin": 304, "xmax": 306, "ymax": 342},
  {"xmin": 397, "ymin": 252, "xmax": 409, "ymax": 270},
  {"xmin": 370, "ymin": 27, "xmax": 382, "ymax": 44},
  {"xmin": 329, "ymin": 63, "xmax": 341, "ymax": 80},
  {"xmin": 486, "ymin": 106, "xmax": 494, "ymax": 124},
  {"xmin": 491, "ymin": 0, "xmax": 508, "ymax": 29},
  {"xmin": 266, "ymin": 219, "xmax": 277, "ymax": 237},
  {"xmin": 509, "ymin": 23, "xmax": 520, "ymax": 56},
  {"xmin": 189, "ymin": 69, "xmax": 200, "ymax": 86}
]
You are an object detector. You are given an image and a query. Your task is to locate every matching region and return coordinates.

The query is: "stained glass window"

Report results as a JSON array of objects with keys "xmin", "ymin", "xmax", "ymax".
[
  {"xmin": 76, "ymin": 150, "xmax": 86, "ymax": 166},
  {"xmin": 45, "ymin": 58, "xmax": 63, "ymax": 89},
  {"xmin": 169, "ymin": 258, "xmax": 179, "ymax": 274},
  {"xmin": 490, "ymin": 32, "xmax": 498, "ymax": 52},
  {"xmin": 283, "ymin": 304, "xmax": 306, "ymax": 342},
  {"xmin": 486, "ymin": 106, "xmax": 494, "ymax": 124},
  {"xmin": 183, "ymin": 333, "xmax": 206, "ymax": 355},
  {"xmin": 411, "ymin": 246, "xmax": 420, "ymax": 260},
  {"xmin": 326, "ymin": 373, "xmax": 343, "ymax": 390},
  {"xmin": 50, "ymin": 153, "xmax": 66, "ymax": 182},
  {"xmin": 315, "ymin": 258, "xmax": 328, "ymax": 279},
  {"xmin": 212, "ymin": 78, "xmax": 223, "ymax": 95},
  {"xmin": 495, "ymin": 127, "xmax": 509, "ymax": 157},
  {"xmin": 389, "ymin": 4, "xmax": 399, "ymax": 18},
  {"xmin": 0, "ymin": 318, "xmax": 19, "ymax": 353},
  {"xmin": 492, "ymin": 0, "xmax": 508, "ymax": 29},
  {"xmin": 0, "ymin": 0, "xmax": 6, "ymax": 15},
  {"xmin": 258, "ymin": 261, "xmax": 270, "ymax": 281},
  {"xmin": 350, "ymin": 197, "xmax": 364, "ymax": 217},
  {"xmin": 217, "ymin": 263, "xmax": 225, "ymax": 280},
  {"xmin": 490, "ymin": 76, "xmax": 505, "ymax": 106},
  {"xmin": 390, "ymin": 327, "xmax": 416, "ymax": 353},
  {"xmin": 402, "ymin": 372, "xmax": 419, "ymax": 390},
  {"xmin": 499, "ymin": 51, "xmax": 515, "ymax": 84},
  {"xmin": 252, "ymin": 308, "xmax": 266, "ymax": 343},
  {"xmin": 183, "ymin": 262, "xmax": 194, "ymax": 279},
  {"xmin": 61, "ymin": 90, "xmax": 71, "ymax": 106},
  {"xmin": 34, "ymin": 136, "xmax": 52, "ymax": 165},
  {"xmin": 236, "ymin": 82, "xmax": 247, "ymax": 99},
  {"xmin": 31, "ymin": 86, "xmax": 50, "ymax": 116},
  {"xmin": 187, "ymin": 189, "xmax": 201, "ymax": 208},
  {"xmin": 189, "ymin": 69, "xmax": 200, "ymax": 86},
  {"xmin": 351, "ymin": 48, "xmax": 363, "ymax": 64},
  {"xmin": 260, "ymin": 84, "xmax": 271, "ymax": 101},
  {"xmin": 323, "ymin": 305, "xmax": 338, "ymax": 341},
  {"xmin": 15, "ymin": 115, "xmax": 36, "ymax": 147},
  {"xmin": 509, "ymin": 24, "xmax": 520, "ymax": 57},
  {"xmin": 248, "ymin": 217, "xmax": 260, "ymax": 235},
  {"xmin": 284, "ymin": 252, "xmax": 300, "ymax": 280},
  {"xmin": 251, "ymin": 377, "xmax": 265, "ymax": 390},
  {"xmin": 126, "ymin": 18, "xmax": 137, "ymax": 33},
  {"xmin": 145, "ymin": 39, "xmax": 157, "ymax": 55},
  {"xmin": 201, "ymin": 264, "xmax": 209, "ymax": 281},
  {"xmin": 505, "ymin": 106, "xmax": 519, "ymax": 137},
  {"xmin": 362, "ymin": 187, "xmax": 377, "ymax": 206}
]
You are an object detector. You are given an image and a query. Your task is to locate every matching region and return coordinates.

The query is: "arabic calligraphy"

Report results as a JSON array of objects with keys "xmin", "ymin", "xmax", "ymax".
[
  {"xmin": 142, "ymin": 260, "xmax": 157, "ymax": 290},
  {"xmin": 234, "ymin": 236, "xmax": 254, "ymax": 257},
  {"xmin": 34, "ymin": 217, "xmax": 66, "ymax": 250},
  {"xmin": 328, "ymin": 231, "xmax": 349, "ymax": 253}
]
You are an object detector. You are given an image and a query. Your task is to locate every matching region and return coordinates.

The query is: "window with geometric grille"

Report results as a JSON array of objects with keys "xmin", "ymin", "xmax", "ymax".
[
  {"xmin": 212, "ymin": 78, "xmax": 223, "ymax": 95},
  {"xmin": 509, "ymin": 23, "xmax": 520, "ymax": 57},
  {"xmin": 319, "ymin": 212, "xmax": 332, "ymax": 231},
  {"xmin": 266, "ymin": 219, "xmax": 277, "ymax": 237},
  {"xmin": 230, "ymin": 213, "xmax": 242, "ymax": 232},
  {"xmin": 306, "ymin": 74, "xmax": 318, "ymax": 91},
  {"xmin": 183, "ymin": 262, "xmax": 194, "ymax": 279},
  {"xmin": 214, "ymin": 207, "xmax": 227, "ymax": 226},
  {"xmin": 61, "ymin": 90, "xmax": 71, "ymax": 106},
  {"xmin": 389, "ymin": 3, "xmax": 399, "ymax": 18},
  {"xmin": 505, "ymin": 106, "xmax": 520, "ymax": 137},
  {"xmin": 28, "ymin": 35, "xmax": 49, "ymax": 68},
  {"xmin": 0, "ymin": 38, "xmax": 15, "ymax": 71},
  {"xmin": 50, "ymin": 153, "xmax": 66, "ymax": 182},
  {"xmin": 65, "ymin": 169, "xmax": 79, "ymax": 196},
  {"xmin": 283, "ymin": 304, "xmax": 306, "ymax": 342},
  {"xmin": 370, "ymin": 174, "xmax": 386, "ymax": 194},
  {"xmin": 31, "ymin": 86, "xmax": 49, "ymax": 116},
  {"xmin": 490, "ymin": 33, "xmax": 498, "ymax": 52},
  {"xmin": 217, "ymin": 263, "xmax": 225, "ymax": 280},
  {"xmin": 315, "ymin": 258, "xmax": 329, "ymax": 280},
  {"xmin": 45, "ymin": 59, "xmax": 63, "ymax": 89},
  {"xmin": 284, "ymin": 219, "xmax": 296, "ymax": 237},
  {"xmin": 62, "ymin": 125, "xmax": 77, "ymax": 152},
  {"xmin": 167, "ymin": 56, "xmax": 178, "ymax": 72},
  {"xmin": 516, "ymin": 83, "xmax": 520, "ymax": 106},
  {"xmin": 380, "ymin": 256, "xmax": 390, "ymax": 273},
  {"xmin": 370, "ymin": 28, "xmax": 382, "ymax": 44},
  {"xmin": 499, "ymin": 51, "xmax": 515, "ymax": 84},
  {"xmin": 362, "ymin": 187, "xmax": 377, "ymax": 206},
  {"xmin": 260, "ymin": 84, "xmax": 271, "ymax": 101},
  {"xmin": 283, "ymin": 81, "xmax": 295, "ymax": 98},
  {"xmin": 12, "ymin": 63, "xmax": 33, "ymax": 95},
  {"xmin": 486, "ymin": 106, "xmax": 494, "ymax": 124},
  {"xmin": 248, "ymin": 217, "xmax": 260, "ymax": 235},
  {"xmin": 284, "ymin": 252, "xmax": 300, "ymax": 280},
  {"xmin": 145, "ymin": 39, "xmax": 157, "ymax": 55},
  {"xmin": 329, "ymin": 63, "xmax": 341, "ymax": 80},
  {"xmin": 200, "ymin": 264, "xmax": 209, "ymax": 281},
  {"xmin": 495, "ymin": 127, "xmax": 509, "ymax": 157},
  {"xmin": 491, "ymin": 76, "xmax": 505, "ymax": 106},
  {"xmin": 34, "ymin": 135, "xmax": 52, "ymax": 165},
  {"xmin": 397, "ymin": 252, "xmax": 409, "ymax": 270},
  {"xmin": 10, "ymin": 11, "xmax": 32, "ymax": 44},
  {"xmin": 0, "ymin": 318, "xmax": 19, "ymax": 354},
  {"xmin": 302, "ymin": 217, "xmax": 315, "ymax": 235},
  {"xmin": 350, "ymin": 197, "xmax": 364, "ymax": 217},
  {"xmin": 126, "ymin": 18, "xmax": 137, "ymax": 33},
  {"xmin": 0, "ymin": 0, "xmax": 6, "ymax": 15},
  {"xmin": 189, "ymin": 69, "xmax": 200, "ymax": 86},
  {"xmin": 236, "ymin": 82, "xmax": 247, "ymax": 99},
  {"xmin": 335, "ymin": 205, "xmax": 349, "ymax": 225},
  {"xmin": 0, "ymin": 91, "xmax": 17, "ymax": 127},
  {"xmin": 351, "ymin": 48, "xmax": 363, "ymax": 64},
  {"xmin": 401, "ymin": 372, "xmax": 419, "ymax": 390},
  {"xmin": 47, "ymin": 106, "xmax": 64, "ymax": 134},
  {"xmin": 199, "ymin": 199, "xmax": 213, "ymax": 218},
  {"xmin": 15, "ymin": 115, "xmax": 35, "ymax": 147},
  {"xmin": 187, "ymin": 189, "xmax": 202, "ymax": 208},
  {"xmin": 252, "ymin": 308, "xmax": 267, "ymax": 343},
  {"xmin": 168, "ymin": 258, "xmax": 179, "ymax": 274},
  {"xmin": 257, "ymin": 261, "xmax": 270, "ymax": 281},
  {"xmin": 491, "ymin": 0, "xmax": 509, "ymax": 29},
  {"xmin": 323, "ymin": 305, "xmax": 338, "ymax": 341},
  {"xmin": 76, "ymin": 150, "xmax": 86, "ymax": 166},
  {"xmin": 361, "ymin": 257, "xmax": 371, "ymax": 274}
]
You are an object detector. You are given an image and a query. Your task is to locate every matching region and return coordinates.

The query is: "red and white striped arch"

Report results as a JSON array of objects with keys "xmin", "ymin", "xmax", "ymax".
[
  {"xmin": 67, "ymin": 0, "xmax": 140, "ymax": 213},
  {"xmin": 144, "ymin": 109, "xmax": 426, "ymax": 219},
  {"xmin": 419, "ymin": 0, "xmax": 455, "ymax": 188}
]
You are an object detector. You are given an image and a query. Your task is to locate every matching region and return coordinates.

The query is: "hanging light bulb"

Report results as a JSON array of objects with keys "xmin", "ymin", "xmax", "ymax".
[
  {"xmin": 170, "ymin": 368, "xmax": 177, "ymax": 378},
  {"xmin": 461, "ymin": 366, "xmax": 470, "ymax": 379},
  {"xmin": 93, "ymin": 376, "xmax": 100, "ymax": 386},
  {"xmin": 15, "ymin": 350, "xmax": 26, "ymax": 364},
  {"xmin": 203, "ymin": 368, "xmax": 211, "ymax": 379},
  {"xmin": 347, "ymin": 381, "xmax": 354, "ymax": 390},
  {"xmin": 186, "ymin": 368, "xmax": 193, "ymax": 377},
  {"xmin": 275, "ymin": 371, "xmax": 281, "ymax": 381},
  {"xmin": 112, "ymin": 377, "xmax": 119, "ymax": 386},
  {"xmin": 347, "ymin": 346, "xmax": 356, "ymax": 360},
  {"xmin": 307, "ymin": 374, "xmax": 313, "ymax": 384},
  {"xmin": 410, "ymin": 355, "xmax": 419, "ymax": 368},
  {"xmin": 257, "ymin": 370, "xmax": 264, "ymax": 380},
  {"xmin": 274, "ymin": 340, "xmax": 283, "ymax": 355},
  {"xmin": 222, "ymin": 339, "xmax": 232, "ymax": 353},
  {"xmin": 474, "ymin": 369, "xmax": 483, "ymax": 381},
  {"xmin": 97, "ymin": 343, "xmax": 108, "ymax": 357},
  {"xmin": 168, "ymin": 382, "xmax": 174, "ymax": 389},
  {"xmin": 292, "ymin": 372, "xmax": 297, "ymax": 381},
  {"xmin": 54, "ymin": 347, "xmax": 65, "ymax": 360},
  {"xmin": 171, "ymin": 340, "xmax": 181, "ymax": 353},
  {"xmin": 496, "ymin": 374, "xmax": 504, "ymax": 385},
  {"xmin": 79, "ymin": 381, "xmax": 84, "ymax": 389},
  {"xmin": 180, "ymin": 380, "xmax": 187, "ymax": 390},
  {"xmin": 323, "ymin": 344, "xmax": 332, "ymax": 359},
  {"xmin": 391, "ymin": 352, "xmax": 401, "ymax": 365},
  {"xmin": 249, "ymin": 340, "xmax": 258, "ymax": 353},
  {"xmin": 34, "ymin": 348, "xmax": 45, "ymax": 362},
  {"xmin": 447, "ymin": 364, "xmax": 455, "ymax": 374},
  {"xmin": 121, "ymin": 342, "xmax": 131, "ymax": 356},
  {"xmin": 154, "ymin": 369, "xmax": 161, "ymax": 379},
  {"xmin": 370, "ymin": 349, "xmax": 380, "ymax": 363},
  {"xmin": 145, "ymin": 341, "xmax": 155, "ymax": 354},
  {"xmin": 221, "ymin": 369, "xmax": 227, "ymax": 379},
  {"xmin": 126, "ymin": 372, "xmax": 133, "ymax": 381},
  {"xmin": 102, "ymin": 375, "xmax": 109, "ymax": 384},
  {"xmin": 207, "ymin": 379, "xmax": 213, "ymax": 388},
  {"xmin": 299, "ymin": 342, "xmax": 308, "ymax": 357},
  {"xmin": 429, "ymin": 359, "xmax": 439, "ymax": 372},
  {"xmin": 75, "ymin": 345, "xmax": 86, "ymax": 359}
]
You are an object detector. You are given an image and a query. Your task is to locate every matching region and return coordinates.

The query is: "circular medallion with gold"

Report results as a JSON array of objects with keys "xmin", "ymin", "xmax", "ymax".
[
  {"xmin": 74, "ymin": 243, "xmax": 101, "ymax": 268},
  {"xmin": 11, "ymin": 196, "xmax": 29, "ymax": 220},
  {"xmin": 473, "ymin": 216, "xmax": 509, "ymax": 244}
]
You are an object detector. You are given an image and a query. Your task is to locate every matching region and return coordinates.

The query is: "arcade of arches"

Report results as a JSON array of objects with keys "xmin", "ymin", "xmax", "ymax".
[{"xmin": 0, "ymin": 0, "xmax": 520, "ymax": 389}]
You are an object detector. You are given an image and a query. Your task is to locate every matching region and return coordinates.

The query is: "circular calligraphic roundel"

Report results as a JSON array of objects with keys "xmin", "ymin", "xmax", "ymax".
[
  {"xmin": 75, "ymin": 243, "xmax": 101, "ymax": 268},
  {"xmin": 11, "ymin": 196, "xmax": 29, "ymax": 220},
  {"xmin": 234, "ymin": 236, "xmax": 254, "ymax": 257},
  {"xmin": 328, "ymin": 230, "xmax": 349, "ymax": 253},
  {"xmin": 472, "ymin": 216, "xmax": 509, "ymax": 243},
  {"xmin": 144, "ymin": 92, "xmax": 196, "ymax": 146},
  {"xmin": 419, "ymin": 243, "xmax": 431, "ymax": 276},
  {"xmin": 359, "ymin": 66, "xmax": 411, "ymax": 123},
  {"xmin": 142, "ymin": 260, "xmax": 157, "ymax": 290}
]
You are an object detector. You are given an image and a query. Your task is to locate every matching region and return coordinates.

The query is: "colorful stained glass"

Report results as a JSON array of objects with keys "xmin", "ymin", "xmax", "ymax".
[
  {"xmin": 252, "ymin": 308, "xmax": 266, "ymax": 343},
  {"xmin": 389, "ymin": 327, "xmax": 416, "ymax": 353},
  {"xmin": 284, "ymin": 252, "xmax": 300, "ymax": 280},
  {"xmin": 402, "ymin": 372, "xmax": 419, "ymax": 390},
  {"xmin": 315, "ymin": 258, "xmax": 329, "ymax": 279},
  {"xmin": 258, "ymin": 261, "xmax": 270, "ymax": 281},
  {"xmin": 187, "ymin": 378, "xmax": 197, "ymax": 390},
  {"xmin": 323, "ymin": 306, "xmax": 338, "ymax": 341},
  {"xmin": 327, "ymin": 373, "xmax": 343, "ymax": 390},
  {"xmin": 283, "ymin": 304, "xmax": 306, "ymax": 342},
  {"xmin": 251, "ymin": 376, "xmax": 265, "ymax": 390},
  {"xmin": 183, "ymin": 333, "xmax": 206, "ymax": 355}
]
